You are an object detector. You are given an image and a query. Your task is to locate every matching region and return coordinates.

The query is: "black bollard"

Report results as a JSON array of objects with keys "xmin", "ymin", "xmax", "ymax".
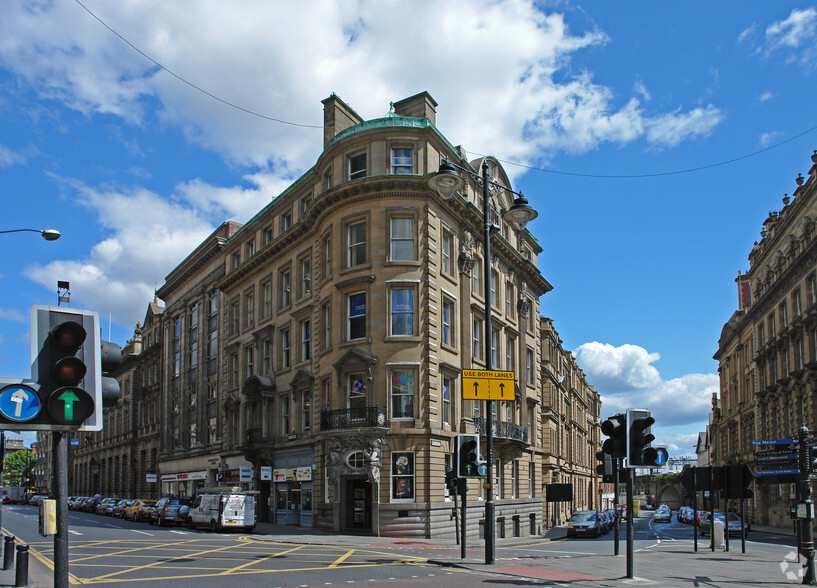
[
  {"xmin": 3, "ymin": 535, "xmax": 14, "ymax": 571},
  {"xmin": 14, "ymin": 544, "xmax": 28, "ymax": 588}
]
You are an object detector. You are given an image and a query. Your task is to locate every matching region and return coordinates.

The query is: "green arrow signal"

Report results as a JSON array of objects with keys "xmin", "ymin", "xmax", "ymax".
[{"xmin": 58, "ymin": 390, "xmax": 80, "ymax": 422}]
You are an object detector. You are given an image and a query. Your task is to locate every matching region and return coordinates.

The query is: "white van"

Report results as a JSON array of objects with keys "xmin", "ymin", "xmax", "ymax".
[{"xmin": 186, "ymin": 491, "xmax": 257, "ymax": 532}]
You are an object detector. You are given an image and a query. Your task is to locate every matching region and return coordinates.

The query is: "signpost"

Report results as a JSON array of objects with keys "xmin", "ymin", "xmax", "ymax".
[{"xmin": 462, "ymin": 370, "xmax": 514, "ymax": 400}]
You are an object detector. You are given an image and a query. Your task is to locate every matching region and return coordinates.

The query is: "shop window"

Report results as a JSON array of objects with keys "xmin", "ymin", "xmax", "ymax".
[
  {"xmin": 391, "ymin": 369, "xmax": 415, "ymax": 419},
  {"xmin": 391, "ymin": 452, "xmax": 415, "ymax": 502}
]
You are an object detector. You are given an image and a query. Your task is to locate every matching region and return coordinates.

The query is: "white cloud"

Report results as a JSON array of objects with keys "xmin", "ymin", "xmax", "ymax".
[
  {"xmin": 22, "ymin": 178, "xmax": 247, "ymax": 328},
  {"xmin": 0, "ymin": 0, "xmax": 724, "ymax": 173},
  {"xmin": 574, "ymin": 341, "xmax": 718, "ymax": 429},
  {"xmin": 2, "ymin": 1, "xmax": 732, "ymax": 330},
  {"xmin": 0, "ymin": 144, "xmax": 28, "ymax": 168},
  {"xmin": 0, "ymin": 308, "xmax": 26, "ymax": 322},
  {"xmin": 759, "ymin": 91, "xmax": 774, "ymax": 102},
  {"xmin": 645, "ymin": 105, "xmax": 724, "ymax": 148},
  {"xmin": 760, "ymin": 131, "xmax": 782, "ymax": 147},
  {"xmin": 742, "ymin": 8, "xmax": 817, "ymax": 69}
]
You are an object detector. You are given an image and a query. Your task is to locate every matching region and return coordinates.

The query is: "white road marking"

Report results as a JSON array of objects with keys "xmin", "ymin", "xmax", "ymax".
[
  {"xmin": 68, "ymin": 530, "xmax": 83, "ymax": 536},
  {"xmin": 131, "ymin": 530, "xmax": 153, "ymax": 536}
]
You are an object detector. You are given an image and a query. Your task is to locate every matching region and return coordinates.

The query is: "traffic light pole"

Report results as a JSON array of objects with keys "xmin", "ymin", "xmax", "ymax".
[
  {"xmin": 460, "ymin": 481, "xmax": 467, "ymax": 560},
  {"xmin": 798, "ymin": 425, "xmax": 816, "ymax": 585},
  {"xmin": 626, "ymin": 466, "xmax": 633, "ymax": 579},
  {"xmin": 52, "ymin": 431, "xmax": 68, "ymax": 588},
  {"xmin": 613, "ymin": 458, "xmax": 620, "ymax": 556}
]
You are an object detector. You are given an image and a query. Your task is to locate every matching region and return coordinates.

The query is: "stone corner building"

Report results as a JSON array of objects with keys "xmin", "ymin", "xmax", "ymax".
[
  {"xmin": 64, "ymin": 91, "xmax": 601, "ymax": 539},
  {"xmin": 713, "ymin": 148, "xmax": 817, "ymax": 528}
]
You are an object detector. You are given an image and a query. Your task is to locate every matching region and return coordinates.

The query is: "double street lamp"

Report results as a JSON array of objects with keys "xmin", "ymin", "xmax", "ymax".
[{"xmin": 429, "ymin": 158, "xmax": 537, "ymax": 565}]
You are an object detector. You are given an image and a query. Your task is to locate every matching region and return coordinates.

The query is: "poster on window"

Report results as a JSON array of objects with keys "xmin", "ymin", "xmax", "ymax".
[
  {"xmin": 391, "ymin": 452, "xmax": 414, "ymax": 501},
  {"xmin": 393, "ymin": 477, "xmax": 413, "ymax": 499}
]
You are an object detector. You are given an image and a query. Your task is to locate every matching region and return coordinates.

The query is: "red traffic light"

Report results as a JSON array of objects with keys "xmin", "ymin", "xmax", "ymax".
[{"xmin": 51, "ymin": 321, "xmax": 87, "ymax": 353}]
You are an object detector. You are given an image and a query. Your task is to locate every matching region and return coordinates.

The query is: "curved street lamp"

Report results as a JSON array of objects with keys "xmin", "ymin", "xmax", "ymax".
[
  {"xmin": 428, "ymin": 158, "xmax": 538, "ymax": 564},
  {"xmin": 0, "ymin": 228, "xmax": 61, "ymax": 241}
]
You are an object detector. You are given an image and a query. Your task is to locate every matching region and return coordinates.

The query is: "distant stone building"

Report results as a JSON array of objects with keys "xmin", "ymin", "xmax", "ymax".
[{"xmin": 713, "ymin": 149, "xmax": 817, "ymax": 528}]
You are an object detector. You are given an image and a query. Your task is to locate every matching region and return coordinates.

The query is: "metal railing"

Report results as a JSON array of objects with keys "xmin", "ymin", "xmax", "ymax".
[
  {"xmin": 320, "ymin": 406, "xmax": 388, "ymax": 430},
  {"xmin": 473, "ymin": 416, "xmax": 529, "ymax": 444}
]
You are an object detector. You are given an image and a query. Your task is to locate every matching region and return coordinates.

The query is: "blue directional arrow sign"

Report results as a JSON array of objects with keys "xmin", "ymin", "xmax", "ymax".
[
  {"xmin": 646, "ymin": 445, "xmax": 669, "ymax": 468},
  {"xmin": 0, "ymin": 384, "xmax": 42, "ymax": 422}
]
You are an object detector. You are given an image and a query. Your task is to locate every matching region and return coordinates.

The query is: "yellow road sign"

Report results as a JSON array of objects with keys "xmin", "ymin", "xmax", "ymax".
[{"xmin": 462, "ymin": 370, "xmax": 515, "ymax": 400}]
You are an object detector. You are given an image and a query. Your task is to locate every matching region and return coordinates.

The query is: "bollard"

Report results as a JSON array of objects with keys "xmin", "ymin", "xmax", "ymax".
[
  {"xmin": 2, "ymin": 535, "xmax": 14, "ymax": 571},
  {"xmin": 14, "ymin": 544, "xmax": 28, "ymax": 588}
]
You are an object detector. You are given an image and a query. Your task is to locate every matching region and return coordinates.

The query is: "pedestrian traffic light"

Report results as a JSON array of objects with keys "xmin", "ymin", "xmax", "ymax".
[
  {"xmin": 627, "ymin": 408, "xmax": 657, "ymax": 467},
  {"xmin": 457, "ymin": 434, "xmax": 484, "ymax": 477},
  {"xmin": 601, "ymin": 413, "xmax": 627, "ymax": 458},
  {"xmin": 24, "ymin": 305, "xmax": 103, "ymax": 431}
]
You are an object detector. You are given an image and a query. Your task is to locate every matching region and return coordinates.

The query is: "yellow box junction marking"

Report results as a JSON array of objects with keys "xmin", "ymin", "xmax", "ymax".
[{"xmin": 462, "ymin": 370, "xmax": 515, "ymax": 400}]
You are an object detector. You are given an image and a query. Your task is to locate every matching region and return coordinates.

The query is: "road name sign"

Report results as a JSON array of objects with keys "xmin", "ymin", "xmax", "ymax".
[
  {"xmin": 755, "ymin": 468, "xmax": 800, "ymax": 476},
  {"xmin": 462, "ymin": 370, "xmax": 515, "ymax": 400},
  {"xmin": 750, "ymin": 438, "xmax": 798, "ymax": 446},
  {"xmin": 756, "ymin": 453, "xmax": 798, "ymax": 463}
]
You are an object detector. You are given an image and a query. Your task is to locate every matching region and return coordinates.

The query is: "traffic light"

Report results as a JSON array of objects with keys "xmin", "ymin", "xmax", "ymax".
[
  {"xmin": 25, "ymin": 305, "xmax": 102, "ymax": 431},
  {"xmin": 596, "ymin": 448, "xmax": 617, "ymax": 483},
  {"xmin": 457, "ymin": 434, "xmax": 484, "ymax": 477},
  {"xmin": 810, "ymin": 445, "xmax": 817, "ymax": 473},
  {"xmin": 445, "ymin": 468, "xmax": 458, "ymax": 495},
  {"xmin": 100, "ymin": 339, "xmax": 122, "ymax": 407},
  {"xmin": 600, "ymin": 413, "xmax": 627, "ymax": 458},
  {"xmin": 627, "ymin": 408, "xmax": 657, "ymax": 467}
]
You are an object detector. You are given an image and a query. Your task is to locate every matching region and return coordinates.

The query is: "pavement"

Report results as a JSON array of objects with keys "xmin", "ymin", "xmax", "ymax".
[{"xmin": 0, "ymin": 519, "xmax": 808, "ymax": 587}]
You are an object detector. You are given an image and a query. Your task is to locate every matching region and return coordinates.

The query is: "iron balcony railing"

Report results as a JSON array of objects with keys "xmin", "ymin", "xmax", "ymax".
[
  {"xmin": 473, "ymin": 416, "xmax": 529, "ymax": 444},
  {"xmin": 320, "ymin": 406, "xmax": 388, "ymax": 430},
  {"xmin": 245, "ymin": 428, "xmax": 263, "ymax": 444}
]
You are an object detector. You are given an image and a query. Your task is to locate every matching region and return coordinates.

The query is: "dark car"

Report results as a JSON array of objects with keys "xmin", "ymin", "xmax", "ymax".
[
  {"xmin": 81, "ymin": 497, "xmax": 101, "ymax": 512},
  {"xmin": 567, "ymin": 510, "xmax": 602, "ymax": 538},
  {"xmin": 150, "ymin": 497, "xmax": 192, "ymax": 526},
  {"xmin": 700, "ymin": 512, "xmax": 750, "ymax": 536},
  {"xmin": 678, "ymin": 506, "xmax": 694, "ymax": 523}
]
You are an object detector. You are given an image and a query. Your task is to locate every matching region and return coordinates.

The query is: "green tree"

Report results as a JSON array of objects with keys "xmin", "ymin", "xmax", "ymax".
[{"xmin": 3, "ymin": 449, "xmax": 36, "ymax": 489}]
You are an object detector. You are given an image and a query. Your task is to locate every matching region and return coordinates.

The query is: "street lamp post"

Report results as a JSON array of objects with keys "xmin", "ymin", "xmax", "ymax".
[
  {"xmin": 0, "ymin": 228, "xmax": 61, "ymax": 241},
  {"xmin": 430, "ymin": 158, "xmax": 536, "ymax": 564}
]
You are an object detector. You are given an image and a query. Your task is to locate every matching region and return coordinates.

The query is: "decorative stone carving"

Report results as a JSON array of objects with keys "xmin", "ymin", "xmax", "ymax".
[
  {"xmin": 325, "ymin": 433, "xmax": 385, "ymax": 500},
  {"xmin": 459, "ymin": 229, "xmax": 474, "ymax": 276}
]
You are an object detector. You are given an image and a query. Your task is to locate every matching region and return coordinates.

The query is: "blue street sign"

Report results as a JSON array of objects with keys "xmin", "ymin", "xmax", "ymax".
[
  {"xmin": 0, "ymin": 384, "xmax": 42, "ymax": 422},
  {"xmin": 750, "ymin": 438, "xmax": 798, "ymax": 446},
  {"xmin": 755, "ymin": 468, "xmax": 800, "ymax": 476},
  {"xmin": 756, "ymin": 453, "xmax": 798, "ymax": 462},
  {"xmin": 70, "ymin": 438, "xmax": 79, "ymax": 446}
]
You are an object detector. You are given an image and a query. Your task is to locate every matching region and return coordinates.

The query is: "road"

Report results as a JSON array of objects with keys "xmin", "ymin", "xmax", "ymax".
[{"xmin": 0, "ymin": 504, "xmax": 804, "ymax": 587}]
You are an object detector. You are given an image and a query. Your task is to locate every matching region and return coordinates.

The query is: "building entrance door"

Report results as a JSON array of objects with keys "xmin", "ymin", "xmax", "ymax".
[{"xmin": 345, "ymin": 479, "xmax": 371, "ymax": 533}]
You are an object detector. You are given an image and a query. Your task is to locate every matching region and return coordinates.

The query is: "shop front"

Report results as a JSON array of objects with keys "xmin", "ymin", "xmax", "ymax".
[
  {"xmin": 270, "ymin": 447, "xmax": 314, "ymax": 527},
  {"xmin": 161, "ymin": 470, "xmax": 207, "ymax": 497}
]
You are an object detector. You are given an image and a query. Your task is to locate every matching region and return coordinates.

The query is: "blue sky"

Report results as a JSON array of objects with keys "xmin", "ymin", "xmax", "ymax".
[{"xmin": 1, "ymin": 1, "xmax": 816, "ymax": 456}]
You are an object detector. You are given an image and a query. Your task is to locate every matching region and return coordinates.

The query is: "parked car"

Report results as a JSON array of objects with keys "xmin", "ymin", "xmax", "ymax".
[
  {"xmin": 22, "ymin": 492, "xmax": 36, "ymax": 505},
  {"xmin": 81, "ymin": 497, "xmax": 101, "ymax": 512},
  {"xmin": 150, "ymin": 497, "xmax": 192, "ymax": 526},
  {"xmin": 643, "ymin": 504, "xmax": 655, "ymax": 511},
  {"xmin": 699, "ymin": 512, "xmax": 750, "ymax": 536},
  {"xmin": 112, "ymin": 499, "xmax": 133, "ymax": 518},
  {"xmin": 95, "ymin": 497, "xmax": 120, "ymax": 515},
  {"xmin": 566, "ymin": 510, "xmax": 602, "ymax": 538},
  {"xmin": 124, "ymin": 499, "xmax": 156, "ymax": 522},
  {"xmin": 597, "ymin": 511, "xmax": 610, "ymax": 534},
  {"xmin": 653, "ymin": 505, "xmax": 672, "ymax": 523}
]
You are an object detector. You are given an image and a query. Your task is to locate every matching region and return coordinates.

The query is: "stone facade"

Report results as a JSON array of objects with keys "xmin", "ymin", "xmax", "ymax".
[
  {"xmin": 52, "ymin": 91, "xmax": 601, "ymax": 539},
  {"xmin": 713, "ymin": 149, "xmax": 817, "ymax": 528}
]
